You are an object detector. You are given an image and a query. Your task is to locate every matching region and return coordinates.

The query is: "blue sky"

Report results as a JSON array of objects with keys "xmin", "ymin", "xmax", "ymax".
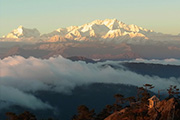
[{"xmin": 0, "ymin": 0, "xmax": 180, "ymax": 36}]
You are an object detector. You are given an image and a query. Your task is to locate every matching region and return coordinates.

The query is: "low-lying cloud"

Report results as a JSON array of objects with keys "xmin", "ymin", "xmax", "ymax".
[
  {"xmin": 129, "ymin": 58, "xmax": 180, "ymax": 65},
  {"xmin": 0, "ymin": 85, "xmax": 52, "ymax": 110},
  {"xmin": 0, "ymin": 56, "xmax": 180, "ymax": 110}
]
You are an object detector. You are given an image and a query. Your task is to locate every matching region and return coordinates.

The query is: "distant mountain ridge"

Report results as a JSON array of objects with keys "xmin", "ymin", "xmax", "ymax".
[{"xmin": 3, "ymin": 19, "xmax": 179, "ymax": 43}]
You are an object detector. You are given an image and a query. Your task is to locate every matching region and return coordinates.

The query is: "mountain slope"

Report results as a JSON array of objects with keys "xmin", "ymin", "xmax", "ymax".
[{"xmin": 1, "ymin": 46, "xmax": 50, "ymax": 58}]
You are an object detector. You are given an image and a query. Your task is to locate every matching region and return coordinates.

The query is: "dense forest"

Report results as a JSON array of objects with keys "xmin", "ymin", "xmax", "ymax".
[{"xmin": 4, "ymin": 84, "xmax": 180, "ymax": 120}]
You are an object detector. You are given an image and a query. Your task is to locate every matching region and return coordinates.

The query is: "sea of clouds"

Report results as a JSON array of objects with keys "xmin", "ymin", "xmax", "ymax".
[{"xmin": 0, "ymin": 56, "xmax": 180, "ymax": 110}]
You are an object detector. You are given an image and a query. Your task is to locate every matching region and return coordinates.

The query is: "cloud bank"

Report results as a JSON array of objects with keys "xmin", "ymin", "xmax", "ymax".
[
  {"xmin": 129, "ymin": 58, "xmax": 180, "ymax": 65},
  {"xmin": 0, "ymin": 56, "xmax": 180, "ymax": 110}
]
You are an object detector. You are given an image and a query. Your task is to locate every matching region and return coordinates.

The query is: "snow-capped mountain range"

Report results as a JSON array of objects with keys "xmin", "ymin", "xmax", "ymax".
[
  {"xmin": 1, "ymin": 19, "xmax": 180, "ymax": 60},
  {"xmin": 42, "ymin": 19, "xmax": 153, "ymax": 40},
  {"xmin": 2, "ymin": 19, "xmax": 180, "ymax": 42}
]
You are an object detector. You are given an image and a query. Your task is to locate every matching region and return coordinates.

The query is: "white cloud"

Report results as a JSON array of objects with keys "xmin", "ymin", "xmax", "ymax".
[
  {"xmin": 0, "ymin": 56, "xmax": 180, "ymax": 109},
  {"xmin": 0, "ymin": 85, "xmax": 52, "ymax": 110}
]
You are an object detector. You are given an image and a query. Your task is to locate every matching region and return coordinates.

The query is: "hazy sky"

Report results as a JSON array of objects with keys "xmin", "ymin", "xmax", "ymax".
[{"xmin": 0, "ymin": 0, "xmax": 180, "ymax": 36}]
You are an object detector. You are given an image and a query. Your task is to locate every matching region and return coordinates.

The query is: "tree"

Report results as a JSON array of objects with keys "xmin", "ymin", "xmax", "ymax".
[
  {"xmin": 95, "ymin": 105, "xmax": 113, "ymax": 120},
  {"xmin": 114, "ymin": 94, "xmax": 124, "ymax": 111},
  {"xmin": 126, "ymin": 96, "xmax": 136, "ymax": 106},
  {"xmin": 6, "ymin": 111, "xmax": 37, "ymax": 120},
  {"xmin": 6, "ymin": 112, "xmax": 18, "ymax": 120},
  {"xmin": 114, "ymin": 94, "xmax": 124, "ymax": 104},
  {"xmin": 167, "ymin": 85, "xmax": 180, "ymax": 98},
  {"xmin": 106, "ymin": 105, "xmax": 113, "ymax": 113},
  {"xmin": 143, "ymin": 84, "xmax": 154, "ymax": 90},
  {"xmin": 137, "ymin": 84, "xmax": 154, "ymax": 106},
  {"xmin": 72, "ymin": 105, "xmax": 95, "ymax": 120}
]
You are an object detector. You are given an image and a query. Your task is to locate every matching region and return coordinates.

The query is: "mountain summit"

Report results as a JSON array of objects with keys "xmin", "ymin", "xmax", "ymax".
[{"xmin": 3, "ymin": 26, "xmax": 40, "ymax": 38}]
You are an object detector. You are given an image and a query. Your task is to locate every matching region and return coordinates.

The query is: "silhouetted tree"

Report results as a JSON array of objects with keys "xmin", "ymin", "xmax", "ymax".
[
  {"xmin": 95, "ymin": 106, "xmax": 112, "ymax": 120},
  {"xmin": 106, "ymin": 105, "xmax": 113, "ymax": 113},
  {"xmin": 137, "ymin": 84, "xmax": 154, "ymax": 106},
  {"xmin": 6, "ymin": 112, "xmax": 18, "ymax": 120},
  {"xmin": 126, "ymin": 96, "xmax": 136, "ymax": 106},
  {"xmin": 143, "ymin": 84, "xmax": 154, "ymax": 90},
  {"xmin": 167, "ymin": 85, "xmax": 180, "ymax": 98},
  {"xmin": 6, "ymin": 111, "xmax": 36, "ymax": 120},
  {"xmin": 114, "ymin": 94, "xmax": 124, "ymax": 111},
  {"xmin": 114, "ymin": 94, "xmax": 124, "ymax": 104},
  {"xmin": 72, "ymin": 105, "xmax": 95, "ymax": 120}
]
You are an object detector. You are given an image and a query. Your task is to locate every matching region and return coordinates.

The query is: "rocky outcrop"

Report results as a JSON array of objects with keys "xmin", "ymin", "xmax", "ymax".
[
  {"xmin": 104, "ymin": 98, "xmax": 180, "ymax": 120},
  {"xmin": 148, "ymin": 98, "xmax": 180, "ymax": 120}
]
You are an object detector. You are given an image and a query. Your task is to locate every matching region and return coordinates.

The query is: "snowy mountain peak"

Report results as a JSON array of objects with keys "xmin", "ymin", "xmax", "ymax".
[
  {"xmin": 18, "ymin": 25, "xmax": 23, "ymax": 29},
  {"xmin": 103, "ymin": 18, "xmax": 120, "ymax": 30},
  {"xmin": 85, "ymin": 19, "xmax": 121, "ymax": 30},
  {"xmin": 3, "ymin": 26, "xmax": 40, "ymax": 38}
]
